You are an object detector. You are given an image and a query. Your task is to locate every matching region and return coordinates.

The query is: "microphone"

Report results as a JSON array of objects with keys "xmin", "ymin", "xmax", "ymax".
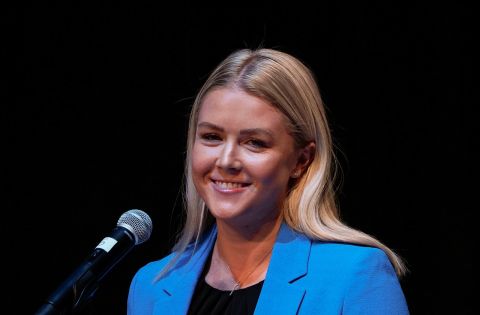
[{"xmin": 34, "ymin": 209, "xmax": 153, "ymax": 315}]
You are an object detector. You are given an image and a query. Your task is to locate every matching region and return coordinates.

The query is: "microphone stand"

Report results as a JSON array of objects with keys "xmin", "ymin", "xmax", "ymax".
[{"xmin": 34, "ymin": 228, "xmax": 135, "ymax": 315}]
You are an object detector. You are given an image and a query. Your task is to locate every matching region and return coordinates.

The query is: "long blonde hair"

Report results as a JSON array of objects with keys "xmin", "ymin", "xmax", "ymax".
[{"xmin": 159, "ymin": 48, "xmax": 406, "ymax": 279}]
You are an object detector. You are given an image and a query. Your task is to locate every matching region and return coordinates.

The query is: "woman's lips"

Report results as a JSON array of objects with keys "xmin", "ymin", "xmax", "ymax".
[{"xmin": 211, "ymin": 180, "xmax": 251, "ymax": 192}]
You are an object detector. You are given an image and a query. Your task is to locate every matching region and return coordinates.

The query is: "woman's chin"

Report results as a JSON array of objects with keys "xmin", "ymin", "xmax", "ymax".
[{"xmin": 209, "ymin": 208, "xmax": 244, "ymax": 221}]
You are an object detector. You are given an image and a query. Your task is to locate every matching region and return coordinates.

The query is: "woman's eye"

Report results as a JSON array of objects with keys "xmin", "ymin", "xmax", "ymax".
[
  {"xmin": 201, "ymin": 133, "xmax": 221, "ymax": 141},
  {"xmin": 247, "ymin": 139, "xmax": 267, "ymax": 148}
]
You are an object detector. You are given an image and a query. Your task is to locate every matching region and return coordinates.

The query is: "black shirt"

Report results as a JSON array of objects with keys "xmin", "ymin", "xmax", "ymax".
[{"xmin": 187, "ymin": 254, "xmax": 264, "ymax": 315}]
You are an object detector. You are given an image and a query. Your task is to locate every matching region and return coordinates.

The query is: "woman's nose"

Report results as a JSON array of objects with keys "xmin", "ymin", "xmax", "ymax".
[{"xmin": 216, "ymin": 142, "xmax": 242, "ymax": 172}]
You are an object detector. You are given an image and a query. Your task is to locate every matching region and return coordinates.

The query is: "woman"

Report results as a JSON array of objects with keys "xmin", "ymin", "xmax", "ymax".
[{"xmin": 128, "ymin": 48, "xmax": 409, "ymax": 314}]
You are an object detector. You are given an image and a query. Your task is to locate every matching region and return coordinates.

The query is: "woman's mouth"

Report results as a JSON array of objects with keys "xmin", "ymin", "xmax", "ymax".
[{"xmin": 211, "ymin": 180, "xmax": 251, "ymax": 191}]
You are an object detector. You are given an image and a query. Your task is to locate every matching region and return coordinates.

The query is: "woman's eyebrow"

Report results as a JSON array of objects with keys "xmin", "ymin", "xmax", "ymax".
[
  {"xmin": 197, "ymin": 122, "xmax": 223, "ymax": 131},
  {"xmin": 197, "ymin": 122, "xmax": 273, "ymax": 138},
  {"xmin": 239, "ymin": 128, "xmax": 274, "ymax": 138}
]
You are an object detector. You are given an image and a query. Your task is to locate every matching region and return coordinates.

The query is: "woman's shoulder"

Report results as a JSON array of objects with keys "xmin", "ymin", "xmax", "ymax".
[
  {"xmin": 293, "ymin": 241, "xmax": 408, "ymax": 313},
  {"xmin": 308, "ymin": 241, "xmax": 394, "ymax": 275},
  {"xmin": 132, "ymin": 251, "xmax": 177, "ymax": 281},
  {"xmin": 311, "ymin": 240, "xmax": 387, "ymax": 257},
  {"xmin": 132, "ymin": 238, "xmax": 211, "ymax": 283}
]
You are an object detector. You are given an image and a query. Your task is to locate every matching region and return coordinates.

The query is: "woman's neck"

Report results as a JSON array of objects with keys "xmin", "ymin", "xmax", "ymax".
[
  {"xmin": 211, "ymin": 214, "xmax": 283, "ymax": 287},
  {"xmin": 216, "ymin": 214, "xmax": 282, "ymax": 250}
]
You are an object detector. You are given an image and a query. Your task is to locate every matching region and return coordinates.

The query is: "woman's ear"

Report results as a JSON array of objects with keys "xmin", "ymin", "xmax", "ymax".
[{"xmin": 291, "ymin": 142, "xmax": 316, "ymax": 178}]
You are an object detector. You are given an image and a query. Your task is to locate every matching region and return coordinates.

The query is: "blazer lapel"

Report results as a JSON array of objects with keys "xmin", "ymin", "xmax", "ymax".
[
  {"xmin": 254, "ymin": 223, "xmax": 311, "ymax": 315},
  {"xmin": 153, "ymin": 227, "xmax": 217, "ymax": 315}
]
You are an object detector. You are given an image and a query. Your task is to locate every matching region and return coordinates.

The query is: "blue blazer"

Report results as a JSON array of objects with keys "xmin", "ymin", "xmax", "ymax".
[{"xmin": 128, "ymin": 223, "xmax": 409, "ymax": 314}]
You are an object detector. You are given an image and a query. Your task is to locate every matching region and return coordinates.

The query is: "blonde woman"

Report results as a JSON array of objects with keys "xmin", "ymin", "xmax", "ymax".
[{"xmin": 128, "ymin": 48, "xmax": 409, "ymax": 314}]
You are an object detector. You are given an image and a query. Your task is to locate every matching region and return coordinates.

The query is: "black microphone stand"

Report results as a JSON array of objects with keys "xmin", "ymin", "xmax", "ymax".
[{"xmin": 34, "ymin": 227, "xmax": 135, "ymax": 315}]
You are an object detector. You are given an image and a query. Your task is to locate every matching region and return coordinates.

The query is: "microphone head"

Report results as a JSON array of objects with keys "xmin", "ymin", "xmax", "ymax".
[{"xmin": 117, "ymin": 209, "xmax": 153, "ymax": 245}]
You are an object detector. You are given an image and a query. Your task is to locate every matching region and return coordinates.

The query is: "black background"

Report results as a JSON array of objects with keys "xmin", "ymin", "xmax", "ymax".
[{"xmin": 3, "ymin": 1, "xmax": 474, "ymax": 314}]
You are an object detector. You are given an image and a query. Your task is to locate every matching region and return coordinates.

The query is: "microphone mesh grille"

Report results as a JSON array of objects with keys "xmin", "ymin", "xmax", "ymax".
[{"xmin": 117, "ymin": 209, "xmax": 153, "ymax": 245}]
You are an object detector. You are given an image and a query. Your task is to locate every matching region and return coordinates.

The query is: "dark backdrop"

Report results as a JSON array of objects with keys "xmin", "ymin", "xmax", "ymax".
[{"xmin": 3, "ymin": 1, "xmax": 474, "ymax": 314}]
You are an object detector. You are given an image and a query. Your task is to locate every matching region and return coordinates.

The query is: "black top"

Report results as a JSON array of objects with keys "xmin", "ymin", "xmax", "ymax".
[{"xmin": 187, "ymin": 254, "xmax": 264, "ymax": 315}]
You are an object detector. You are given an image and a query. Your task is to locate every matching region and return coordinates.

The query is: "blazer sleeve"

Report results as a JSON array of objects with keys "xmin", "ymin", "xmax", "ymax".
[
  {"xmin": 127, "ymin": 270, "xmax": 140, "ymax": 315},
  {"xmin": 342, "ymin": 248, "xmax": 409, "ymax": 315}
]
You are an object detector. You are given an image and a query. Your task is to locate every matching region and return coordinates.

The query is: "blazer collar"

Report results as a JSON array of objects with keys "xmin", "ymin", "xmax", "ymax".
[
  {"xmin": 254, "ymin": 223, "xmax": 311, "ymax": 314},
  {"xmin": 154, "ymin": 226, "xmax": 217, "ymax": 314},
  {"xmin": 154, "ymin": 223, "xmax": 312, "ymax": 315}
]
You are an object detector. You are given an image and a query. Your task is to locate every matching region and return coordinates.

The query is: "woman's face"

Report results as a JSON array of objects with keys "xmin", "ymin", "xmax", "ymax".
[{"xmin": 192, "ymin": 88, "xmax": 302, "ymax": 228}]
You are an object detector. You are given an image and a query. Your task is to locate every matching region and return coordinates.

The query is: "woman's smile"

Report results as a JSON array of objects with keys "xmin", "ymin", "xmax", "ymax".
[{"xmin": 211, "ymin": 179, "xmax": 252, "ymax": 192}]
